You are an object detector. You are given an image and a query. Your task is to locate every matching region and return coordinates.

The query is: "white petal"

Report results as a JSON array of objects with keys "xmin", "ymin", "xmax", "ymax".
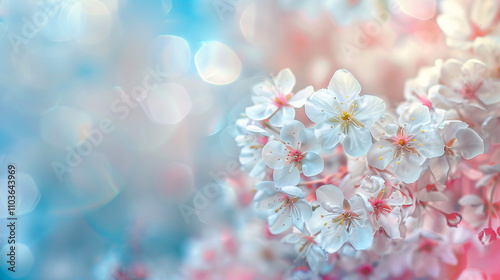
[
  {"xmin": 300, "ymin": 128, "xmax": 322, "ymax": 154},
  {"xmin": 343, "ymin": 127, "xmax": 373, "ymax": 157},
  {"xmin": 399, "ymin": 103, "xmax": 431, "ymax": 134},
  {"xmin": 394, "ymin": 152, "xmax": 422, "ymax": 183},
  {"xmin": 455, "ymin": 127, "xmax": 484, "ymax": 159},
  {"xmin": 269, "ymin": 106, "xmax": 295, "ymax": 127},
  {"xmin": 288, "ymin": 86, "xmax": 313, "ymax": 108},
  {"xmin": 268, "ymin": 206, "xmax": 292, "ymax": 234},
  {"xmin": 281, "ymin": 233, "xmax": 302, "ymax": 244},
  {"xmin": 353, "ymin": 95, "xmax": 386, "ymax": 127},
  {"xmin": 316, "ymin": 185, "xmax": 343, "ymax": 207},
  {"xmin": 276, "ymin": 68, "xmax": 296, "ymax": 94},
  {"xmin": 349, "ymin": 223, "xmax": 373, "ymax": 250},
  {"xmin": 366, "ymin": 139, "xmax": 394, "ymax": 170},
  {"xmin": 471, "ymin": 0, "xmax": 498, "ymax": 28},
  {"xmin": 257, "ymin": 192, "xmax": 284, "ymax": 211},
  {"xmin": 429, "ymin": 157, "xmax": 450, "ymax": 184},
  {"xmin": 281, "ymin": 120, "xmax": 305, "ymax": 148},
  {"xmin": 458, "ymin": 194, "xmax": 483, "ymax": 206},
  {"xmin": 314, "ymin": 121, "xmax": 342, "ymax": 150},
  {"xmin": 478, "ymin": 80, "xmax": 500, "ymax": 105},
  {"xmin": 246, "ymin": 103, "xmax": 277, "ymax": 121},
  {"xmin": 328, "ymin": 69, "xmax": 361, "ymax": 101},
  {"xmin": 262, "ymin": 141, "xmax": 288, "ymax": 169},
  {"xmin": 416, "ymin": 130, "xmax": 445, "ymax": 159},
  {"xmin": 282, "ymin": 186, "xmax": 304, "ymax": 198},
  {"xmin": 252, "ymin": 80, "xmax": 275, "ymax": 98},
  {"xmin": 322, "ymin": 224, "xmax": 349, "ymax": 253},
  {"xmin": 305, "ymin": 89, "xmax": 338, "ymax": 123},
  {"xmin": 461, "ymin": 59, "xmax": 488, "ymax": 83},
  {"xmin": 293, "ymin": 200, "xmax": 313, "ymax": 230},
  {"xmin": 274, "ymin": 166, "xmax": 301, "ymax": 186},
  {"xmin": 302, "ymin": 153, "xmax": 324, "ymax": 177}
]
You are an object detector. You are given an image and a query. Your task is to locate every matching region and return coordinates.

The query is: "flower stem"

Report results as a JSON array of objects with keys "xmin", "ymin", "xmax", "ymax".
[{"xmin": 486, "ymin": 179, "xmax": 499, "ymax": 228}]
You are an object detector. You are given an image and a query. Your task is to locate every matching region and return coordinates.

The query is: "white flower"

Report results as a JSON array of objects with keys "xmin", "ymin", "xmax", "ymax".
[
  {"xmin": 282, "ymin": 225, "xmax": 327, "ymax": 273},
  {"xmin": 310, "ymin": 185, "xmax": 373, "ymax": 253},
  {"xmin": 429, "ymin": 120, "xmax": 484, "ymax": 183},
  {"xmin": 367, "ymin": 104, "xmax": 445, "ymax": 183},
  {"xmin": 437, "ymin": 0, "xmax": 500, "ymax": 48},
  {"xmin": 305, "ymin": 69, "xmax": 386, "ymax": 157},
  {"xmin": 263, "ymin": 120, "xmax": 324, "ymax": 186},
  {"xmin": 429, "ymin": 59, "xmax": 500, "ymax": 109},
  {"xmin": 246, "ymin": 68, "xmax": 314, "ymax": 127},
  {"xmin": 254, "ymin": 182, "xmax": 312, "ymax": 234},
  {"xmin": 235, "ymin": 118, "xmax": 271, "ymax": 177},
  {"xmin": 359, "ymin": 176, "xmax": 406, "ymax": 239}
]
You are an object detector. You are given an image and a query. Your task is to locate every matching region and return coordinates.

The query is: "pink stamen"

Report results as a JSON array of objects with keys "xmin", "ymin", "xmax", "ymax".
[
  {"xmin": 369, "ymin": 198, "xmax": 392, "ymax": 219},
  {"xmin": 272, "ymin": 93, "xmax": 290, "ymax": 108}
]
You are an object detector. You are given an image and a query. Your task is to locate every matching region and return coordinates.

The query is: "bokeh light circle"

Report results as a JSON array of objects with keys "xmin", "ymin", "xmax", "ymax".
[
  {"xmin": 148, "ymin": 35, "xmax": 191, "ymax": 77},
  {"xmin": 67, "ymin": 0, "xmax": 112, "ymax": 44},
  {"xmin": 141, "ymin": 82, "xmax": 192, "ymax": 125},
  {"xmin": 195, "ymin": 42, "xmax": 242, "ymax": 85}
]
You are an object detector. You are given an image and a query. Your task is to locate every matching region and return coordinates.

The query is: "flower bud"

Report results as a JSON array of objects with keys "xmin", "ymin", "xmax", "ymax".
[
  {"xmin": 478, "ymin": 227, "xmax": 498, "ymax": 245},
  {"xmin": 446, "ymin": 212, "xmax": 462, "ymax": 227}
]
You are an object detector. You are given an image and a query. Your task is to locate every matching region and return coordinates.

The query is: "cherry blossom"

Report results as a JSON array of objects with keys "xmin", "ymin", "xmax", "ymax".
[
  {"xmin": 282, "ymin": 225, "xmax": 328, "ymax": 273},
  {"xmin": 367, "ymin": 103, "xmax": 445, "ymax": 183},
  {"xmin": 235, "ymin": 118, "xmax": 271, "ymax": 177},
  {"xmin": 262, "ymin": 120, "xmax": 324, "ymax": 186},
  {"xmin": 428, "ymin": 59, "xmax": 500, "ymax": 109},
  {"xmin": 246, "ymin": 68, "xmax": 314, "ymax": 127},
  {"xmin": 305, "ymin": 69, "xmax": 386, "ymax": 157},
  {"xmin": 310, "ymin": 185, "xmax": 373, "ymax": 253},
  {"xmin": 254, "ymin": 181, "xmax": 312, "ymax": 234}
]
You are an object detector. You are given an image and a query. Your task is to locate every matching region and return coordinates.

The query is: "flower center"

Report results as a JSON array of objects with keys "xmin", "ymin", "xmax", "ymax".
[
  {"xmin": 272, "ymin": 93, "xmax": 291, "ymax": 108},
  {"xmin": 459, "ymin": 81, "xmax": 483, "ymax": 99},
  {"xmin": 341, "ymin": 111, "xmax": 351, "ymax": 121},
  {"xmin": 417, "ymin": 239, "xmax": 438, "ymax": 253},
  {"xmin": 369, "ymin": 198, "xmax": 392, "ymax": 220}
]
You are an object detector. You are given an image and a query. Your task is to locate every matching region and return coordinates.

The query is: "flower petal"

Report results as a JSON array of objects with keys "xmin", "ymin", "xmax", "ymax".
[
  {"xmin": 314, "ymin": 121, "xmax": 342, "ymax": 150},
  {"xmin": 316, "ymin": 184, "xmax": 344, "ymax": 208},
  {"xmin": 276, "ymin": 68, "xmax": 296, "ymax": 94},
  {"xmin": 302, "ymin": 152, "xmax": 324, "ymax": 177},
  {"xmin": 262, "ymin": 141, "xmax": 288, "ymax": 170},
  {"xmin": 393, "ymin": 152, "xmax": 422, "ymax": 183},
  {"xmin": 269, "ymin": 106, "xmax": 295, "ymax": 127},
  {"xmin": 455, "ymin": 127, "xmax": 484, "ymax": 159},
  {"xmin": 281, "ymin": 120, "xmax": 305, "ymax": 148},
  {"xmin": 349, "ymin": 223, "xmax": 373, "ymax": 250},
  {"xmin": 366, "ymin": 139, "xmax": 394, "ymax": 170},
  {"xmin": 288, "ymin": 86, "xmax": 314, "ymax": 108},
  {"xmin": 273, "ymin": 166, "xmax": 301, "ymax": 186},
  {"xmin": 246, "ymin": 103, "xmax": 277, "ymax": 121},
  {"xmin": 268, "ymin": 205, "xmax": 293, "ymax": 234},
  {"xmin": 354, "ymin": 95, "xmax": 386, "ymax": 128},
  {"xmin": 343, "ymin": 127, "xmax": 373, "ymax": 157},
  {"xmin": 305, "ymin": 89, "xmax": 338, "ymax": 123},
  {"xmin": 328, "ymin": 69, "xmax": 361, "ymax": 101}
]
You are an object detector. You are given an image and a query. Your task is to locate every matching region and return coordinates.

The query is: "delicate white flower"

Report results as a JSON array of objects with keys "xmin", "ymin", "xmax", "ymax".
[
  {"xmin": 305, "ymin": 69, "xmax": 386, "ymax": 157},
  {"xmin": 282, "ymin": 225, "xmax": 327, "ymax": 273},
  {"xmin": 429, "ymin": 120, "xmax": 484, "ymax": 183},
  {"xmin": 406, "ymin": 231, "xmax": 457, "ymax": 278},
  {"xmin": 429, "ymin": 59, "xmax": 500, "ymax": 109},
  {"xmin": 254, "ymin": 182, "xmax": 312, "ymax": 234},
  {"xmin": 246, "ymin": 68, "xmax": 314, "ymax": 127},
  {"xmin": 310, "ymin": 185, "xmax": 373, "ymax": 253},
  {"xmin": 367, "ymin": 103, "xmax": 445, "ymax": 183},
  {"xmin": 263, "ymin": 120, "xmax": 324, "ymax": 186},
  {"xmin": 437, "ymin": 0, "xmax": 500, "ymax": 48},
  {"xmin": 359, "ymin": 176, "xmax": 406, "ymax": 239},
  {"xmin": 473, "ymin": 37, "xmax": 500, "ymax": 78},
  {"xmin": 235, "ymin": 118, "xmax": 271, "ymax": 177}
]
